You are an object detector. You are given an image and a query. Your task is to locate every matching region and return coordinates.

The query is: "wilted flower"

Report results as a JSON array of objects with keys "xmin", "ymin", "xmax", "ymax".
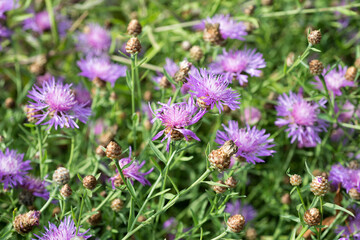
[
  {"xmin": 275, "ymin": 91, "xmax": 327, "ymax": 148},
  {"xmin": 149, "ymin": 98, "xmax": 206, "ymax": 151},
  {"xmin": 0, "ymin": 148, "xmax": 32, "ymax": 189},
  {"xmin": 241, "ymin": 107, "xmax": 262, "ymax": 125},
  {"xmin": 110, "ymin": 147, "xmax": 153, "ymax": 187},
  {"xmin": 77, "ymin": 56, "xmax": 127, "ymax": 87},
  {"xmin": 225, "ymin": 200, "xmax": 257, "ymax": 223},
  {"xmin": 19, "ymin": 176, "xmax": 50, "ymax": 200},
  {"xmin": 209, "ymin": 48, "xmax": 266, "ymax": 85},
  {"xmin": 0, "ymin": 0, "xmax": 18, "ymax": 19},
  {"xmin": 33, "ymin": 216, "xmax": 91, "ymax": 239},
  {"xmin": 215, "ymin": 121, "xmax": 275, "ymax": 164},
  {"xmin": 313, "ymin": 65, "xmax": 355, "ymax": 97},
  {"xmin": 335, "ymin": 205, "xmax": 360, "ymax": 239},
  {"xmin": 27, "ymin": 77, "xmax": 92, "ymax": 130},
  {"xmin": 76, "ymin": 23, "xmax": 111, "ymax": 56},
  {"xmin": 186, "ymin": 68, "xmax": 241, "ymax": 112}
]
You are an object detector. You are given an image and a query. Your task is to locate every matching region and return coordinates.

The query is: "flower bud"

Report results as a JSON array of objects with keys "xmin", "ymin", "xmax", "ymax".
[
  {"xmin": 29, "ymin": 54, "xmax": 47, "ymax": 76},
  {"xmin": 173, "ymin": 59, "xmax": 192, "ymax": 83},
  {"xmin": 127, "ymin": 19, "xmax": 142, "ymax": 36},
  {"xmin": 111, "ymin": 198, "xmax": 124, "ymax": 212},
  {"xmin": 87, "ymin": 209, "xmax": 102, "ymax": 226},
  {"xmin": 5, "ymin": 97, "xmax": 15, "ymax": 109},
  {"xmin": 303, "ymin": 208, "xmax": 320, "ymax": 226},
  {"xmin": 349, "ymin": 188, "xmax": 360, "ymax": 200},
  {"xmin": 106, "ymin": 141, "xmax": 122, "ymax": 160},
  {"xmin": 212, "ymin": 180, "xmax": 227, "ymax": 194},
  {"xmin": 309, "ymin": 59, "xmax": 324, "ymax": 75},
  {"xmin": 53, "ymin": 167, "xmax": 70, "ymax": 185},
  {"xmin": 60, "ymin": 184, "xmax": 72, "ymax": 198},
  {"xmin": 310, "ymin": 176, "xmax": 329, "ymax": 196},
  {"xmin": 159, "ymin": 76, "xmax": 171, "ymax": 88},
  {"xmin": 208, "ymin": 140, "xmax": 238, "ymax": 171},
  {"xmin": 244, "ymin": 5, "xmax": 256, "ymax": 16},
  {"xmin": 227, "ymin": 214, "xmax": 245, "ymax": 233},
  {"xmin": 93, "ymin": 76, "xmax": 106, "ymax": 88},
  {"xmin": 246, "ymin": 227, "xmax": 257, "ymax": 240},
  {"xmin": 289, "ymin": 174, "xmax": 302, "ymax": 186},
  {"xmin": 137, "ymin": 215, "xmax": 147, "ymax": 222},
  {"xmin": 83, "ymin": 175, "xmax": 97, "ymax": 190},
  {"xmin": 203, "ymin": 23, "xmax": 224, "ymax": 46},
  {"xmin": 181, "ymin": 41, "xmax": 191, "ymax": 51},
  {"xmin": 225, "ymin": 177, "xmax": 237, "ymax": 188},
  {"xmin": 190, "ymin": 45, "xmax": 203, "ymax": 61},
  {"xmin": 348, "ymin": 160, "xmax": 359, "ymax": 170},
  {"xmin": 96, "ymin": 145, "xmax": 106, "ymax": 157},
  {"xmin": 345, "ymin": 66, "xmax": 357, "ymax": 81},
  {"xmin": 281, "ymin": 193, "xmax": 291, "ymax": 205},
  {"xmin": 308, "ymin": 30, "xmax": 321, "ymax": 45},
  {"xmin": 126, "ymin": 37, "xmax": 142, "ymax": 55},
  {"xmin": 13, "ymin": 211, "xmax": 40, "ymax": 234},
  {"xmin": 355, "ymin": 58, "xmax": 360, "ymax": 68}
]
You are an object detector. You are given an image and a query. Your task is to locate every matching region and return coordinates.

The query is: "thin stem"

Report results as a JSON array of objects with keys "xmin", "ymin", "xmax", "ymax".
[
  {"xmin": 296, "ymin": 186, "xmax": 307, "ymax": 211},
  {"xmin": 131, "ymin": 54, "xmax": 137, "ymax": 151},
  {"xmin": 211, "ymin": 230, "xmax": 228, "ymax": 240},
  {"xmin": 295, "ymin": 225, "xmax": 309, "ymax": 240},
  {"xmin": 318, "ymin": 197, "xmax": 324, "ymax": 240},
  {"xmin": 80, "ymin": 191, "xmax": 115, "ymax": 224},
  {"xmin": 40, "ymin": 185, "xmax": 59, "ymax": 212},
  {"xmin": 37, "ymin": 126, "xmax": 44, "ymax": 179},
  {"xmin": 76, "ymin": 191, "xmax": 86, "ymax": 235},
  {"xmin": 44, "ymin": 0, "xmax": 58, "ymax": 44},
  {"xmin": 318, "ymin": 75, "xmax": 334, "ymax": 114},
  {"xmin": 67, "ymin": 135, "xmax": 75, "ymax": 172},
  {"xmin": 135, "ymin": 54, "xmax": 142, "ymax": 111},
  {"xmin": 60, "ymin": 199, "xmax": 66, "ymax": 220}
]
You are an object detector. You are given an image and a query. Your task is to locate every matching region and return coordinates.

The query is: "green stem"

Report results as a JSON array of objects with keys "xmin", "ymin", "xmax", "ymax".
[
  {"xmin": 295, "ymin": 225, "xmax": 309, "ymax": 240},
  {"xmin": 60, "ymin": 199, "xmax": 66, "ymax": 220},
  {"xmin": 80, "ymin": 191, "xmax": 115, "ymax": 224},
  {"xmin": 211, "ymin": 230, "xmax": 228, "ymax": 240},
  {"xmin": 296, "ymin": 186, "xmax": 307, "ymax": 211},
  {"xmin": 40, "ymin": 185, "xmax": 59, "ymax": 212},
  {"xmin": 135, "ymin": 54, "xmax": 142, "ymax": 111},
  {"xmin": 131, "ymin": 54, "xmax": 137, "ymax": 151},
  {"xmin": 318, "ymin": 197, "xmax": 323, "ymax": 240},
  {"xmin": 44, "ymin": 0, "xmax": 58, "ymax": 44},
  {"xmin": 67, "ymin": 135, "xmax": 75, "ymax": 172},
  {"xmin": 37, "ymin": 126, "xmax": 44, "ymax": 179},
  {"xmin": 318, "ymin": 75, "xmax": 334, "ymax": 114},
  {"xmin": 76, "ymin": 191, "xmax": 86, "ymax": 235}
]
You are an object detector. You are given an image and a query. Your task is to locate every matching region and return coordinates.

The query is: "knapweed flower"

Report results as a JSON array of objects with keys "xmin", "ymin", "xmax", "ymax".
[
  {"xmin": 163, "ymin": 217, "xmax": 191, "ymax": 240},
  {"xmin": 209, "ymin": 48, "xmax": 266, "ymax": 85},
  {"xmin": 195, "ymin": 14, "xmax": 247, "ymax": 41},
  {"xmin": 186, "ymin": 68, "xmax": 241, "ymax": 112},
  {"xmin": 20, "ymin": 176, "xmax": 50, "ymax": 200},
  {"xmin": 0, "ymin": 148, "xmax": 31, "ymax": 189},
  {"xmin": 329, "ymin": 164, "xmax": 350, "ymax": 189},
  {"xmin": 275, "ymin": 91, "xmax": 327, "ymax": 148},
  {"xmin": 215, "ymin": 121, "xmax": 275, "ymax": 164},
  {"xmin": 241, "ymin": 107, "xmax": 262, "ymax": 125},
  {"xmin": 77, "ymin": 56, "xmax": 127, "ymax": 87},
  {"xmin": 73, "ymin": 84, "xmax": 92, "ymax": 108},
  {"xmin": 337, "ymin": 101, "xmax": 360, "ymax": 123},
  {"xmin": 33, "ymin": 216, "xmax": 91, "ymax": 240},
  {"xmin": 76, "ymin": 23, "xmax": 111, "ymax": 56},
  {"xmin": 0, "ymin": 0, "xmax": 18, "ymax": 19},
  {"xmin": 27, "ymin": 77, "xmax": 92, "ymax": 130},
  {"xmin": 225, "ymin": 200, "xmax": 257, "ymax": 223},
  {"xmin": 110, "ymin": 147, "xmax": 153, "ymax": 187},
  {"xmin": 149, "ymin": 98, "xmax": 206, "ymax": 151},
  {"xmin": 335, "ymin": 205, "xmax": 360, "ymax": 240},
  {"xmin": 312, "ymin": 65, "xmax": 355, "ymax": 97},
  {"xmin": 152, "ymin": 58, "xmax": 179, "ymax": 89}
]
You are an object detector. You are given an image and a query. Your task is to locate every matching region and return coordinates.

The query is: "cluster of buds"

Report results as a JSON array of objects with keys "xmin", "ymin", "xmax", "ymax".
[
  {"xmin": 126, "ymin": 37, "xmax": 142, "ymax": 55},
  {"xmin": 60, "ymin": 184, "xmax": 73, "ymax": 198},
  {"xmin": 13, "ymin": 211, "xmax": 40, "ymax": 234},
  {"xmin": 127, "ymin": 19, "xmax": 142, "ymax": 36},
  {"xmin": 83, "ymin": 175, "xmax": 97, "ymax": 190},
  {"xmin": 53, "ymin": 167, "xmax": 70, "ymax": 185},
  {"xmin": 308, "ymin": 30, "xmax": 321, "ymax": 45},
  {"xmin": 289, "ymin": 174, "xmax": 302, "ymax": 186},
  {"xmin": 310, "ymin": 176, "xmax": 329, "ymax": 196},
  {"xmin": 203, "ymin": 23, "xmax": 224, "ymax": 46},
  {"xmin": 173, "ymin": 59, "xmax": 192, "ymax": 83},
  {"xmin": 227, "ymin": 214, "xmax": 245, "ymax": 233},
  {"xmin": 208, "ymin": 140, "xmax": 238, "ymax": 171},
  {"xmin": 345, "ymin": 66, "xmax": 357, "ymax": 81},
  {"xmin": 309, "ymin": 59, "xmax": 324, "ymax": 75},
  {"xmin": 106, "ymin": 141, "xmax": 122, "ymax": 160},
  {"xmin": 303, "ymin": 208, "xmax": 320, "ymax": 226}
]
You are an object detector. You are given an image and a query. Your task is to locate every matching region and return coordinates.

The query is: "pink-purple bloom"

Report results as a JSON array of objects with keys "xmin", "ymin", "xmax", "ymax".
[
  {"xmin": 73, "ymin": 84, "xmax": 92, "ymax": 108},
  {"xmin": 313, "ymin": 65, "xmax": 355, "ymax": 97},
  {"xmin": 0, "ymin": 148, "xmax": 32, "ymax": 189},
  {"xmin": 241, "ymin": 107, "xmax": 262, "ymax": 125},
  {"xmin": 110, "ymin": 147, "xmax": 153, "ymax": 187},
  {"xmin": 76, "ymin": 23, "xmax": 111, "ymax": 56},
  {"xmin": 335, "ymin": 205, "xmax": 360, "ymax": 240},
  {"xmin": 225, "ymin": 200, "xmax": 257, "ymax": 223},
  {"xmin": 195, "ymin": 14, "xmax": 247, "ymax": 41},
  {"xmin": 186, "ymin": 68, "xmax": 241, "ymax": 112},
  {"xmin": 275, "ymin": 91, "xmax": 327, "ymax": 148},
  {"xmin": 150, "ymin": 98, "xmax": 206, "ymax": 151},
  {"xmin": 19, "ymin": 176, "xmax": 50, "ymax": 200},
  {"xmin": 329, "ymin": 164, "xmax": 360, "ymax": 192},
  {"xmin": 216, "ymin": 121, "xmax": 275, "ymax": 164},
  {"xmin": 209, "ymin": 48, "xmax": 266, "ymax": 85},
  {"xmin": 77, "ymin": 56, "xmax": 127, "ymax": 87},
  {"xmin": 0, "ymin": 0, "xmax": 18, "ymax": 19},
  {"xmin": 33, "ymin": 216, "xmax": 91, "ymax": 240},
  {"xmin": 27, "ymin": 77, "xmax": 92, "ymax": 130}
]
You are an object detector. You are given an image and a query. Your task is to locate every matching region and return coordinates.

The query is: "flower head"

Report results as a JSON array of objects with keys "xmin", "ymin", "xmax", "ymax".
[
  {"xmin": 77, "ymin": 56, "xmax": 126, "ymax": 87},
  {"xmin": 195, "ymin": 14, "xmax": 247, "ymax": 41},
  {"xmin": 33, "ymin": 216, "xmax": 91, "ymax": 240},
  {"xmin": 150, "ymin": 98, "xmax": 206, "ymax": 151},
  {"xmin": 216, "ymin": 121, "xmax": 275, "ymax": 164},
  {"xmin": 313, "ymin": 65, "xmax": 355, "ymax": 96},
  {"xmin": 73, "ymin": 84, "xmax": 92, "ymax": 108},
  {"xmin": 186, "ymin": 68, "xmax": 241, "ymax": 112},
  {"xmin": 0, "ymin": 148, "xmax": 32, "ymax": 189},
  {"xmin": 27, "ymin": 77, "xmax": 92, "ymax": 130},
  {"xmin": 329, "ymin": 164, "xmax": 349, "ymax": 189},
  {"xmin": 241, "ymin": 107, "xmax": 262, "ymax": 125},
  {"xmin": 225, "ymin": 200, "xmax": 257, "ymax": 223},
  {"xmin": 20, "ymin": 176, "xmax": 50, "ymax": 200},
  {"xmin": 0, "ymin": 0, "xmax": 18, "ymax": 19},
  {"xmin": 335, "ymin": 205, "xmax": 360, "ymax": 240},
  {"xmin": 275, "ymin": 91, "xmax": 327, "ymax": 148},
  {"xmin": 209, "ymin": 48, "xmax": 266, "ymax": 85},
  {"xmin": 110, "ymin": 147, "xmax": 153, "ymax": 187},
  {"xmin": 76, "ymin": 23, "xmax": 111, "ymax": 56}
]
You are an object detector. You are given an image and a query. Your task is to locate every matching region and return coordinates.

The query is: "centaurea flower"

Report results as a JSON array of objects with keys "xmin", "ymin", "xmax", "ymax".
[
  {"xmin": 20, "ymin": 176, "xmax": 50, "ymax": 200},
  {"xmin": 76, "ymin": 23, "xmax": 111, "ymax": 56},
  {"xmin": 0, "ymin": 0, "xmax": 18, "ymax": 19},
  {"xmin": 335, "ymin": 205, "xmax": 360, "ymax": 240},
  {"xmin": 225, "ymin": 200, "xmax": 257, "ymax": 223}
]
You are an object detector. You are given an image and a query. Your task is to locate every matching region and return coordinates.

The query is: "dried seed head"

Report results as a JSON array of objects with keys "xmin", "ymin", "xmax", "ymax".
[
  {"xmin": 227, "ymin": 214, "xmax": 245, "ymax": 233},
  {"xmin": 221, "ymin": 140, "xmax": 239, "ymax": 157},
  {"xmin": 87, "ymin": 208, "xmax": 102, "ymax": 226},
  {"xmin": 19, "ymin": 190, "xmax": 35, "ymax": 206},
  {"xmin": 304, "ymin": 208, "xmax": 320, "ymax": 226},
  {"xmin": 111, "ymin": 198, "xmax": 124, "ymax": 212},
  {"xmin": 52, "ymin": 207, "xmax": 61, "ymax": 217},
  {"xmin": 348, "ymin": 160, "xmax": 359, "ymax": 170},
  {"xmin": 96, "ymin": 145, "xmax": 106, "ymax": 157},
  {"xmin": 345, "ymin": 66, "xmax": 357, "ymax": 81},
  {"xmin": 355, "ymin": 58, "xmax": 360, "ymax": 68},
  {"xmin": 106, "ymin": 141, "xmax": 122, "ymax": 160},
  {"xmin": 208, "ymin": 140, "xmax": 238, "ymax": 171},
  {"xmin": 225, "ymin": 177, "xmax": 237, "ymax": 188},
  {"xmin": 164, "ymin": 128, "xmax": 184, "ymax": 140},
  {"xmin": 281, "ymin": 193, "xmax": 291, "ymax": 205},
  {"xmin": 349, "ymin": 188, "xmax": 360, "ymax": 200},
  {"xmin": 137, "ymin": 215, "xmax": 147, "ymax": 222},
  {"xmin": 196, "ymin": 96, "xmax": 211, "ymax": 110},
  {"xmin": 190, "ymin": 45, "xmax": 203, "ymax": 61},
  {"xmin": 173, "ymin": 59, "xmax": 192, "ymax": 83},
  {"xmin": 244, "ymin": 5, "xmax": 256, "ymax": 15},
  {"xmin": 143, "ymin": 90, "xmax": 152, "ymax": 101},
  {"xmin": 181, "ymin": 40, "xmax": 192, "ymax": 51},
  {"xmin": 308, "ymin": 30, "xmax": 321, "ymax": 45},
  {"xmin": 159, "ymin": 75, "xmax": 171, "ymax": 88},
  {"xmin": 203, "ymin": 23, "xmax": 224, "ymax": 46},
  {"xmin": 126, "ymin": 37, "xmax": 142, "ymax": 55},
  {"xmin": 13, "ymin": 210, "xmax": 40, "ymax": 234},
  {"xmin": 289, "ymin": 174, "xmax": 302, "ymax": 186},
  {"xmin": 310, "ymin": 176, "xmax": 329, "ymax": 196},
  {"xmin": 53, "ymin": 167, "xmax": 70, "ymax": 185},
  {"xmin": 5, "ymin": 97, "xmax": 15, "ymax": 109},
  {"xmin": 29, "ymin": 54, "xmax": 47, "ymax": 76},
  {"xmin": 60, "ymin": 184, "xmax": 72, "ymax": 198},
  {"xmin": 286, "ymin": 52, "xmax": 295, "ymax": 67},
  {"xmin": 83, "ymin": 175, "xmax": 97, "ymax": 190},
  {"xmin": 309, "ymin": 59, "xmax": 324, "ymax": 75},
  {"xmin": 246, "ymin": 227, "xmax": 257, "ymax": 240},
  {"xmin": 127, "ymin": 19, "xmax": 142, "ymax": 36},
  {"xmin": 213, "ymin": 180, "xmax": 227, "ymax": 194}
]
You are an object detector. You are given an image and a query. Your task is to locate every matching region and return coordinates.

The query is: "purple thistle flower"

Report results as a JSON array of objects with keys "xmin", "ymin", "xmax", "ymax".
[
  {"xmin": 152, "ymin": 58, "xmax": 179, "ymax": 88},
  {"xmin": 110, "ymin": 147, "xmax": 153, "ymax": 187},
  {"xmin": 215, "ymin": 120, "xmax": 275, "ymax": 164},
  {"xmin": 195, "ymin": 14, "xmax": 247, "ymax": 41},
  {"xmin": 33, "ymin": 216, "xmax": 91, "ymax": 240},
  {"xmin": 335, "ymin": 205, "xmax": 360, "ymax": 240},
  {"xmin": 209, "ymin": 48, "xmax": 266, "ymax": 85},
  {"xmin": 0, "ymin": 148, "xmax": 32, "ymax": 189},
  {"xmin": 73, "ymin": 84, "xmax": 92, "ymax": 108},
  {"xmin": 77, "ymin": 56, "xmax": 127, "ymax": 87},
  {"xmin": 241, "ymin": 107, "xmax": 262, "ymax": 125},
  {"xmin": 149, "ymin": 98, "xmax": 206, "ymax": 151},
  {"xmin": 186, "ymin": 68, "xmax": 241, "ymax": 112},
  {"xmin": 337, "ymin": 101, "xmax": 360, "ymax": 123},
  {"xmin": 328, "ymin": 164, "xmax": 360, "ymax": 193},
  {"xmin": 313, "ymin": 66, "xmax": 355, "ymax": 97},
  {"xmin": 225, "ymin": 200, "xmax": 257, "ymax": 223},
  {"xmin": 27, "ymin": 77, "xmax": 92, "ymax": 130},
  {"xmin": 19, "ymin": 176, "xmax": 50, "ymax": 200},
  {"xmin": 0, "ymin": 0, "xmax": 18, "ymax": 19},
  {"xmin": 76, "ymin": 23, "xmax": 111, "ymax": 56},
  {"xmin": 275, "ymin": 91, "xmax": 328, "ymax": 148}
]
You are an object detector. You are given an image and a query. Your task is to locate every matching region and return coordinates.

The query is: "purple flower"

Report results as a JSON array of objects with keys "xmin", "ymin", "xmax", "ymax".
[
  {"xmin": 209, "ymin": 48, "xmax": 266, "ymax": 85},
  {"xmin": 241, "ymin": 107, "xmax": 262, "ymax": 125},
  {"xmin": 73, "ymin": 84, "xmax": 92, "ymax": 108},
  {"xmin": 337, "ymin": 101, "xmax": 360, "ymax": 123},
  {"xmin": 275, "ymin": 91, "xmax": 328, "ymax": 148},
  {"xmin": 225, "ymin": 200, "xmax": 257, "ymax": 223},
  {"xmin": 76, "ymin": 23, "xmax": 111, "ymax": 56},
  {"xmin": 0, "ymin": 148, "xmax": 32, "ymax": 189},
  {"xmin": 216, "ymin": 121, "xmax": 275, "ymax": 164},
  {"xmin": 195, "ymin": 14, "xmax": 247, "ymax": 41},
  {"xmin": 186, "ymin": 68, "xmax": 241, "ymax": 112},
  {"xmin": 149, "ymin": 98, "xmax": 206, "ymax": 151},
  {"xmin": 313, "ymin": 66, "xmax": 355, "ymax": 97},
  {"xmin": 77, "ymin": 56, "xmax": 127, "ymax": 87},
  {"xmin": 163, "ymin": 217, "xmax": 191, "ymax": 240},
  {"xmin": 329, "ymin": 164, "xmax": 360, "ymax": 192},
  {"xmin": 335, "ymin": 205, "xmax": 360, "ymax": 240},
  {"xmin": 152, "ymin": 58, "xmax": 179, "ymax": 88},
  {"xmin": 110, "ymin": 147, "xmax": 153, "ymax": 187},
  {"xmin": 27, "ymin": 77, "xmax": 92, "ymax": 130},
  {"xmin": 19, "ymin": 176, "xmax": 50, "ymax": 200},
  {"xmin": 0, "ymin": 0, "xmax": 18, "ymax": 19},
  {"xmin": 33, "ymin": 216, "xmax": 91, "ymax": 240}
]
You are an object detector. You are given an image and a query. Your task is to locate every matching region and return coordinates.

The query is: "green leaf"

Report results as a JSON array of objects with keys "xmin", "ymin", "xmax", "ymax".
[
  {"xmin": 281, "ymin": 215, "xmax": 300, "ymax": 223},
  {"xmin": 337, "ymin": 8, "xmax": 357, "ymax": 16},
  {"xmin": 310, "ymin": 47, "xmax": 321, "ymax": 53},
  {"xmin": 164, "ymin": 193, "xmax": 176, "ymax": 200},
  {"xmin": 304, "ymin": 160, "xmax": 314, "ymax": 178},
  {"xmin": 323, "ymin": 203, "xmax": 355, "ymax": 217},
  {"xmin": 77, "ymin": 173, "xmax": 83, "ymax": 182},
  {"xmin": 202, "ymin": 181, "xmax": 228, "ymax": 187},
  {"xmin": 149, "ymin": 141, "xmax": 167, "ymax": 163},
  {"xmin": 150, "ymin": 188, "xmax": 171, "ymax": 199}
]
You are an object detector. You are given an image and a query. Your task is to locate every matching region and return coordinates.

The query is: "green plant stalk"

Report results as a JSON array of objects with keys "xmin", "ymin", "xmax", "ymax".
[
  {"xmin": 76, "ymin": 191, "xmax": 86, "ymax": 235},
  {"xmin": 131, "ymin": 54, "xmax": 137, "ymax": 151},
  {"xmin": 135, "ymin": 54, "xmax": 142, "ymax": 111},
  {"xmin": 318, "ymin": 197, "xmax": 324, "ymax": 240},
  {"xmin": 60, "ymin": 199, "xmax": 66, "ymax": 220},
  {"xmin": 67, "ymin": 135, "xmax": 75, "ymax": 172},
  {"xmin": 217, "ymin": 194, "xmax": 231, "ymax": 213},
  {"xmin": 37, "ymin": 126, "xmax": 44, "ymax": 179},
  {"xmin": 318, "ymin": 75, "xmax": 334, "ymax": 115},
  {"xmin": 296, "ymin": 186, "xmax": 307, "ymax": 211},
  {"xmin": 122, "ymin": 169, "xmax": 212, "ymax": 240},
  {"xmin": 40, "ymin": 185, "xmax": 60, "ymax": 212},
  {"xmin": 211, "ymin": 230, "xmax": 228, "ymax": 240},
  {"xmin": 44, "ymin": 0, "xmax": 58, "ymax": 44},
  {"xmin": 80, "ymin": 191, "xmax": 115, "ymax": 224},
  {"xmin": 295, "ymin": 225, "xmax": 309, "ymax": 240}
]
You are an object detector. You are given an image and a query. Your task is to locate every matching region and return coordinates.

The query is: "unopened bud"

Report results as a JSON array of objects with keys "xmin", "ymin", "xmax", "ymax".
[
  {"xmin": 126, "ymin": 37, "xmax": 142, "ymax": 55},
  {"xmin": 106, "ymin": 141, "xmax": 122, "ymax": 160},
  {"xmin": 345, "ymin": 66, "xmax": 357, "ymax": 81},
  {"xmin": 308, "ymin": 30, "xmax": 321, "ymax": 45},
  {"xmin": 53, "ymin": 167, "xmax": 70, "ymax": 185},
  {"xmin": 127, "ymin": 19, "xmax": 142, "ymax": 36},
  {"xmin": 13, "ymin": 211, "xmax": 40, "ymax": 234},
  {"xmin": 83, "ymin": 175, "xmax": 97, "ymax": 190},
  {"xmin": 227, "ymin": 214, "xmax": 245, "ymax": 233}
]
